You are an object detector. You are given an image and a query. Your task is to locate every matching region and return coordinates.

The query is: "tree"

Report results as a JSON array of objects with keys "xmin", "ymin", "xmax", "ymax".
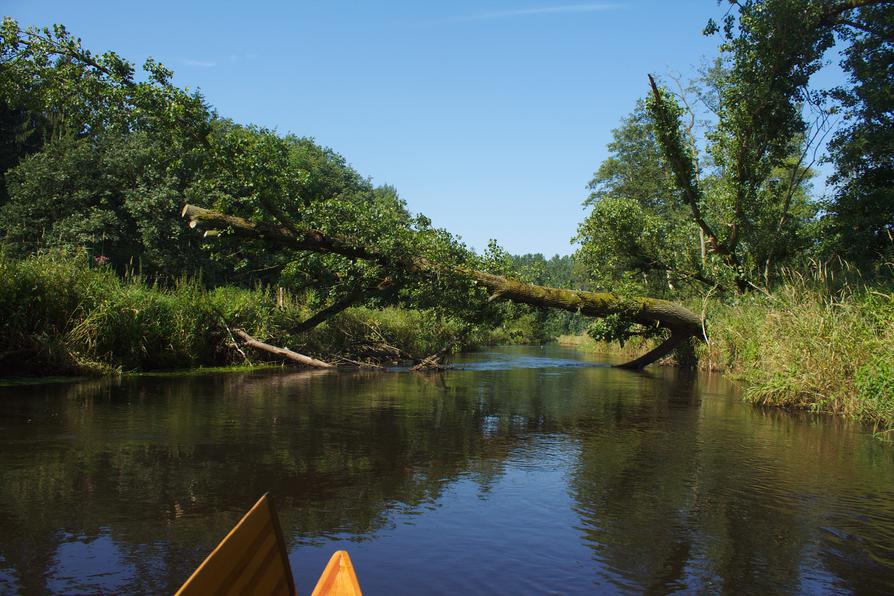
[
  {"xmin": 1, "ymin": 18, "xmax": 706, "ymax": 367},
  {"xmin": 644, "ymin": 0, "xmax": 890, "ymax": 292},
  {"xmin": 0, "ymin": 20, "xmax": 403, "ymax": 283},
  {"xmin": 824, "ymin": 3, "xmax": 894, "ymax": 266},
  {"xmin": 575, "ymin": 101, "xmax": 710, "ymax": 296},
  {"xmin": 181, "ymin": 204, "xmax": 705, "ymax": 368},
  {"xmin": 0, "ymin": 19, "xmax": 210, "ymax": 198},
  {"xmin": 0, "ymin": 18, "xmax": 215, "ymax": 275}
]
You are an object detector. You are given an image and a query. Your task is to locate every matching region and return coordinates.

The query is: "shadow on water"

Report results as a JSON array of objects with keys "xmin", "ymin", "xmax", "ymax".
[{"xmin": 0, "ymin": 346, "xmax": 892, "ymax": 594}]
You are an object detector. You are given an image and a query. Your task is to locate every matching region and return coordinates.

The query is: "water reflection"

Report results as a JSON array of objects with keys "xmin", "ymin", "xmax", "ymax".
[{"xmin": 0, "ymin": 348, "xmax": 892, "ymax": 594}]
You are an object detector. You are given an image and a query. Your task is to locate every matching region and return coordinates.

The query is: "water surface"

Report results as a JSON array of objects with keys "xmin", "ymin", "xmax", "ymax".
[{"xmin": 1, "ymin": 346, "xmax": 892, "ymax": 594}]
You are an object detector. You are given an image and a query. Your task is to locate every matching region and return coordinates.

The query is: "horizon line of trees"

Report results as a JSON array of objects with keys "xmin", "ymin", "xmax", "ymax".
[{"xmin": 0, "ymin": 17, "xmax": 592, "ymax": 344}]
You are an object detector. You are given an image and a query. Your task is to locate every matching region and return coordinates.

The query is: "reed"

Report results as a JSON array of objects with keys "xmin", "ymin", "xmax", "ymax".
[
  {"xmin": 558, "ymin": 260, "xmax": 894, "ymax": 432},
  {"xmin": 702, "ymin": 271, "xmax": 894, "ymax": 430},
  {"xmin": 0, "ymin": 251, "xmax": 482, "ymax": 374}
]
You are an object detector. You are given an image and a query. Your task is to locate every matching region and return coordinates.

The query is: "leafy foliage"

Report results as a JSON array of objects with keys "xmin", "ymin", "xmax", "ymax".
[
  {"xmin": 824, "ymin": 4, "xmax": 894, "ymax": 266},
  {"xmin": 574, "ymin": 0, "xmax": 893, "ymax": 347},
  {"xmin": 0, "ymin": 17, "xmax": 526, "ymax": 350},
  {"xmin": 577, "ymin": 0, "xmax": 890, "ymax": 300},
  {"xmin": 0, "ymin": 19, "xmax": 210, "ymax": 200},
  {"xmin": 576, "ymin": 102, "xmax": 709, "ymax": 296},
  {"xmin": 0, "ymin": 251, "xmax": 492, "ymax": 373}
]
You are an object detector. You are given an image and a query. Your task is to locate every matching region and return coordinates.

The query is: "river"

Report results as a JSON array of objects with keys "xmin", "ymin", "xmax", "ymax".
[{"xmin": 1, "ymin": 346, "xmax": 892, "ymax": 594}]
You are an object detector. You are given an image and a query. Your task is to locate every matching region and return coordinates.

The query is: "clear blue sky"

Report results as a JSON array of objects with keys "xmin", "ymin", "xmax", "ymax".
[{"xmin": 6, "ymin": 2, "xmax": 745, "ymax": 255}]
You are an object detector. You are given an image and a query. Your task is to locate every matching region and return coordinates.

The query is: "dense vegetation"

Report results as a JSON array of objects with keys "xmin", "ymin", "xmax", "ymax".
[
  {"xmin": 574, "ymin": 0, "xmax": 894, "ymax": 431},
  {"xmin": 0, "ymin": 19, "xmax": 570, "ymax": 372},
  {"xmin": 0, "ymin": 251, "xmax": 536, "ymax": 374},
  {"xmin": 1, "ymin": 1, "xmax": 892, "ymax": 430}
]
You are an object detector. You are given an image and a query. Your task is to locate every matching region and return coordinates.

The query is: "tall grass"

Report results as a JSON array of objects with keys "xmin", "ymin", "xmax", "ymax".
[
  {"xmin": 555, "ymin": 262, "xmax": 894, "ymax": 432},
  {"xmin": 8, "ymin": 252, "xmax": 893, "ymax": 432},
  {"xmin": 0, "ymin": 251, "xmax": 483, "ymax": 375},
  {"xmin": 701, "ymin": 264, "xmax": 894, "ymax": 431}
]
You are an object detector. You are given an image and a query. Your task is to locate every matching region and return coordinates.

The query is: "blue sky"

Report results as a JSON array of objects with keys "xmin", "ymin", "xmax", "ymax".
[{"xmin": 3, "ymin": 2, "xmax": 813, "ymax": 255}]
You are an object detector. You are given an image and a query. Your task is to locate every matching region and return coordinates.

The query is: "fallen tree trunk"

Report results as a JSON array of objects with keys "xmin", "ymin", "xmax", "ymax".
[
  {"xmin": 462, "ymin": 269, "xmax": 703, "ymax": 333},
  {"xmin": 234, "ymin": 329, "xmax": 333, "ymax": 369},
  {"xmin": 184, "ymin": 205, "xmax": 705, "ymax": 368}
]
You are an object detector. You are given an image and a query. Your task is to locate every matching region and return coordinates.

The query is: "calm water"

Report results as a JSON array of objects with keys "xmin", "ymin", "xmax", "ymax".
[{"xmin": 1, "ymin": 346, "xmax": 893, "ymax": 594}]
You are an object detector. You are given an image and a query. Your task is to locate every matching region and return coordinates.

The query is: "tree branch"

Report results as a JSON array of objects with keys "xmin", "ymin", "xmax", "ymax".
[
  {"xmin": 234, "ymin": 329, "xmax": 333, "ymax": 369},
  {"xmin": 819, "ymin": 0, "xmax": 894, "ymax": 27},
  {"xmin": 183, "ymin": 204, "xmax": 706, "ymax": 368},
  {"xmin": 648, "ymin": 75, "xmax": 726, "ymax": 257}
]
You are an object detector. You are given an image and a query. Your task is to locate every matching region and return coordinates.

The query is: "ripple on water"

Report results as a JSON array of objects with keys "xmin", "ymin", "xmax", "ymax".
[{"xmin": 1, "ymin": 346, "xmax": 894, "ymax": 594}]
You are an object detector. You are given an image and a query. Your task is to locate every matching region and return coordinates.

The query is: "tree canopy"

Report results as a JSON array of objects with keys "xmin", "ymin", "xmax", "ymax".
[
  {"xmin": 577, "ymin": 0, "xmax": 893, "ymax": 305},
  {"xmin": 824, "ymin": 3, "xmax": 894, "ymax": 265}
]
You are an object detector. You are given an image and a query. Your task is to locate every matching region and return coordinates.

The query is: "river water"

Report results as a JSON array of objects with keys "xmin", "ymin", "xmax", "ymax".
[{"xmin": 1, "ymin": 346, "xmax": 892, "ymax": 594}]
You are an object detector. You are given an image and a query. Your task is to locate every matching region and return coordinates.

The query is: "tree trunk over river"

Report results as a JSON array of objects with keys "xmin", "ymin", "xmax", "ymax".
[{"xmin": 183, "ymin": 205, "xmax": 705, "ymax": 368}]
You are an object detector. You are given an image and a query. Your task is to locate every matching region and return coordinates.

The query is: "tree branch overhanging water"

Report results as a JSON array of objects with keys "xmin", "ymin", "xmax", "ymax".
[{"xmin": 182, "ymin": 204, "xmax": 706, "ymax": 368}]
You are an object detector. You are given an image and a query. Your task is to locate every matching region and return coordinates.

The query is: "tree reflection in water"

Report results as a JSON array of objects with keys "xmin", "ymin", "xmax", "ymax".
[{"xmin": 1, "ymin": 348, "xmax": 892, "ymax": 594}]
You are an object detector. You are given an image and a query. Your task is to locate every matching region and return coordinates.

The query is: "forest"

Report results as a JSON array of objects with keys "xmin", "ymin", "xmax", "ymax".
[{"xmin": 1, "ymin": 1, "xmax": 892, "ymax": 430}]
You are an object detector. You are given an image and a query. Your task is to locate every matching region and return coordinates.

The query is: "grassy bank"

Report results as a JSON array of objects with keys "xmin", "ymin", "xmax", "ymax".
[
  {"xmin": 7, "ymin": 252, "xmax": 892, "ymax": 434},
  {"xmin": 703, "ymin": 280, "xmax": 894, "ymax": 432},
  {"xmin": 0, "ymin": 252, "xmax": 495, "ymax": 375},
  {"xmin": 562, "ymin": 275, "xmax": 894, "ymax": 434}
]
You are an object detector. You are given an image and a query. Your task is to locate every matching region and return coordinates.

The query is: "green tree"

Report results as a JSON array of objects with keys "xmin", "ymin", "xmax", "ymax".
[
  {"xmin": 575, "ymin": 101, "xmax": 710, "ymax": 297},
  {"xmin": 0, "ymin": 18, "xmax": 215, "ymax": 275},
  {"xmin": 640, "ymin": 0, "xmax": 884, "ymax": 292},
  {"xmin": 1, "ymin": 18, "xmax": 707, "ymax": 367},
  {"xmin": 0, "ymin": 19, "xmax": 210, "ymax": 200},
  {"xmin": 824, "ymin": 3, "xmax": 894, "ymax": 266}
]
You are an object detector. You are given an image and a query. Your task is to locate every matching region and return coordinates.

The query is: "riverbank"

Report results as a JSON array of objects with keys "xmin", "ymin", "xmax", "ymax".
[
  {"xmin": 0, "ymin": 252, "xmax": 515, "ymax": 376},
  {"xmin": 6, "ymin": 252, "xmax": 892, "ymax": 434},
  {"xmin": 561, "ymin": 278, "xmax": 894, "ymax": 435},
  {"xmin": 706, "ymin": 282, "xmax": 893, "ymax": 433}
]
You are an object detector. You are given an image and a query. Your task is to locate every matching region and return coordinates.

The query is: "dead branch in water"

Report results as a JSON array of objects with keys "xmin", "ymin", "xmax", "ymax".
[{"xmin": 234, "ymin": 329, "xmax": 333, "ymax": 369}]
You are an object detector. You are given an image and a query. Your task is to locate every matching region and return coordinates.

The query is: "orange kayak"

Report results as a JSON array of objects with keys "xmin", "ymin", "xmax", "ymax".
[
  {"xmin": 311, "ymin": 551, "xmax": 362, "ymax": 596},
  {"xmin": 176, "ymin": 494, "xmax": 362, "ymax": 595}
]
